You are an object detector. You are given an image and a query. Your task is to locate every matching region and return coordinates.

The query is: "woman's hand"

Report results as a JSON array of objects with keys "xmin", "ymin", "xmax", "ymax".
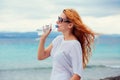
[
  {"xmin": 41, "ymin": 24, "xmax": 52, "ymax": 39},
  {"xmin": 70, "ymin": 74, "xmax": 81, "ymax": 80}
]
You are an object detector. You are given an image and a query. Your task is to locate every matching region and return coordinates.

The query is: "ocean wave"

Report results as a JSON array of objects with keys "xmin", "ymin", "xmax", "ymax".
[
  {"xmin": 0, "ymin": 32, "xmax": 61, "ymax": 38},
  {"xmin": 1, "ymin": 64, "xmax": 120, "ymax": 72},
  {"xmin": 0, "ymin": 67, "xmax": 52, "ymax": 71},
  {"xmin": 87, "ymin": 64, "xmax": 120, "ymax": 69},
  {"xmin": 0, "ymin": 32, "xmax": 38, "ymax": 38}
]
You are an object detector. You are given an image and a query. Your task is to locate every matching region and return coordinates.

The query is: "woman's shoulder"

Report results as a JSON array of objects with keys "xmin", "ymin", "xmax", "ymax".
[
  {"xmin": 72, "ymin": 40, "xmax": 80, "ymax": 46},
  {"xmin": 56, "ymin": 35, "xmax": 63, "ymax": 39},
  {"xmin": 64, "ymin": 39, "xmax": 80, "ymax": 45},
  {"xmin": 52, "ymin": 35, "xmax": 63, "ymax": 45},
  {"xmin": 62, "ymin": 40, "xmax": 81, "ymax": 50},
  {"xmin": 68, "ymin": 40, "xmax": 81, "ymax": 50},
  {"xmin": 54, "ymin": 35, "xmax": 63, "ymax": 41}
]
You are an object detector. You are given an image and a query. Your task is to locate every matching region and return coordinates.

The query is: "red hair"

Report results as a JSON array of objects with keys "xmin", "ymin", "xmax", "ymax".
[{"xmin": 63, "ymin": 9, "xmax": 95, "ymax": 68}]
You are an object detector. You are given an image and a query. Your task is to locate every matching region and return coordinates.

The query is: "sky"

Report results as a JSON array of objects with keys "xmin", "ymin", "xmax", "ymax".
[{"xmin": 0, "ymin": 0, "xmax": 120, "ymax": 34}]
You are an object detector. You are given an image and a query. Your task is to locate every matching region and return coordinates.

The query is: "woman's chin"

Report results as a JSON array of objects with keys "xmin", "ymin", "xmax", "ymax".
[{"xmin": 57, "ymin": 29, "xmax": 61, "ymax": 32}]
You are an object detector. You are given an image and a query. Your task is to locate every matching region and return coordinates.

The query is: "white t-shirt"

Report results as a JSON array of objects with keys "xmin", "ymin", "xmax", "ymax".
[{"xmin": 50, "ymin": 35, "xmax": 83, "ymax": 80}]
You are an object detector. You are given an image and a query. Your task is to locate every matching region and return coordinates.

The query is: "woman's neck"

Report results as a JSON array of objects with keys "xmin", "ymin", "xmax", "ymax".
[{"xmin": 62, "ymin": 31, "xmax": 77, "ymax": 40}]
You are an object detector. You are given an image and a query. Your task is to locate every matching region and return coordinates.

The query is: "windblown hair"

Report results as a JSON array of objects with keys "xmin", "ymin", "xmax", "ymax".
[{"xmin": 63, "ymin": 8, "xmax": 95, "ymax": 68}]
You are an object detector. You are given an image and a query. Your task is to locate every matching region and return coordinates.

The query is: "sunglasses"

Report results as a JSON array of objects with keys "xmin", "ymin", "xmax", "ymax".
[{"xmin": 58, "ymin": 16, "xmax": 70, "ymax": 23}]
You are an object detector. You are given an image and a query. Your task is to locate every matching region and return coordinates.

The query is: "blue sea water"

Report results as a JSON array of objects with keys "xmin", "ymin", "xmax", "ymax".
[{"xmin": 0, "ymin": 32, "xmax": 120, "ymax": 80}]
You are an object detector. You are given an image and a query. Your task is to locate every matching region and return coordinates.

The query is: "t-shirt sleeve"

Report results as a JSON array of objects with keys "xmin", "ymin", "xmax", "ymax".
[
  {"xmin": 52, "ymin": 35, "xmax": 62, "ymax": 47},
  {"xmin": 69, "ymin": 42, "xmax": 83, "ymax": 78},
  {"xmin": 50, "ymin": 35, "xmax": 63, "ymax": 57}
]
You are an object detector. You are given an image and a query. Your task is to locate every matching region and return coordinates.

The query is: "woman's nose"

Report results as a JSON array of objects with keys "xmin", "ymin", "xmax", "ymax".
[{"xmin": 56, "ymin": 20, "xmax": 59, "ymax": 24}]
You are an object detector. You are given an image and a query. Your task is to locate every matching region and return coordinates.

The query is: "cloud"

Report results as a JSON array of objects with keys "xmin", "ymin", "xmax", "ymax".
[
  {"xmin": 0, "ymin": 0, "xmax": 56, "ymax": 19},
  {"xmin": 52, "ymin": 0, "xmax": 120, "ymax": 17},
  {"xmin": 0, "ymin": 12, "xmax": 57, "ymax": 32},
  {"xmin": 82, "ymin": 14, "xmax": 120, "ymax": 34},
  {"xmin": 0, "ymin": 0, "xmax": 120, "ymax": 34},
  {"xmin": 1, "ymin": 13, "xmax": 120, "ymax": 34}
]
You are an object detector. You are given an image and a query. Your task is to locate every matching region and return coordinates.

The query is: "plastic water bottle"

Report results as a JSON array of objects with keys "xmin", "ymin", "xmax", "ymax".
[{"xmin": 36, "ymin": 24, "xmax": 58, "ymax": 36}]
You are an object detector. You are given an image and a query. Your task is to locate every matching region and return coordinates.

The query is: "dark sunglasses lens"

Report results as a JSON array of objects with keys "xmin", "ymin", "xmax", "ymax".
[{"xmin": 58, "ymin": 17, "xmax": 63, "ymax": 22}]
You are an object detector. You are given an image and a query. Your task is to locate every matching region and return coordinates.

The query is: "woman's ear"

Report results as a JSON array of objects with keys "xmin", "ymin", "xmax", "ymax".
[{"xmin": 68, "ymin": 23, "xmax": 74, "ymax": 29}]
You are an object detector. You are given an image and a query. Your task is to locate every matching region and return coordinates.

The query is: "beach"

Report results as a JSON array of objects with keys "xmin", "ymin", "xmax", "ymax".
[
  {"xmin": 0, "ymin": 32, "xmax": 120, "ymax": 80},
  {"xmin": 0, "ymin": 66, "xmax": 120, "ymax": 80}
]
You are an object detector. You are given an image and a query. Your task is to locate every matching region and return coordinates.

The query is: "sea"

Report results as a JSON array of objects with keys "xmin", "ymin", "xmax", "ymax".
[{"xmin": 0, "ymin": 32, "xmax": 120, "ymax": 80}]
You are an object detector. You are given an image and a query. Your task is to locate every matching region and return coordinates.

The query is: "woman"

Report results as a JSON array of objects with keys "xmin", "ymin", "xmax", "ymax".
[{"xmin": 38, "ymin": 8, "xmax": 95, "ymax": 80}]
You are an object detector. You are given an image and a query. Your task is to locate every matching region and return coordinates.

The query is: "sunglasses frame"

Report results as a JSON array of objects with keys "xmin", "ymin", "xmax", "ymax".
[{"xmin": 58, "ymin": 16, "xmax": 70, "ymax": 23}]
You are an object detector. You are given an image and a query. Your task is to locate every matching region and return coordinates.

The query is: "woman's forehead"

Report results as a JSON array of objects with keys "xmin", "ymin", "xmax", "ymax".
[{"xmin": 60, "ymin": 13, "xmax": 67, "ymax": 18}]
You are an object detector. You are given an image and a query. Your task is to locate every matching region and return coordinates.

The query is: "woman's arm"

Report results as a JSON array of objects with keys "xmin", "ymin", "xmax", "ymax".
[
  {"xmin": 70, "ymin": 74, "xmax": 81, "ymax": 80},
  {"xmin": 38, "ymin": 37, "xmax": 52, "ymax": 60},
  {"xmin": 37, "ymin": 26, "xmax": 52, "ymax": 60}
]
